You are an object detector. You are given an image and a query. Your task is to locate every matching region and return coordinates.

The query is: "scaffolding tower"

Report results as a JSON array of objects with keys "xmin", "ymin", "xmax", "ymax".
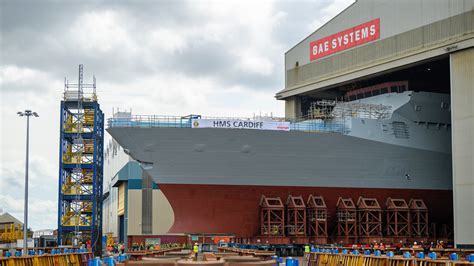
[
  {"xmin": 286, "ymin": 195, "xmax": 306, "ymax": 237},
  {"xmin": 306, "ymin": 195, "xmax": 328, "ymax": 244},
  {"xmin": 409, "ymin": 199, "xmax": 429, "ymax": 238},
  {"xmin": 57, "ymin": 65, "xmax": 104, "ymax": 255},
  {"xmin": 260, "ymin": 196, "xmax": 285, "ymax": 237},
  {"xmin": 385, "ymin": 198, "xmax": 411, "ymax": 239},
  {"xmin": 356, "ymin": 196, "xmax": 382, "ymax": 243},
  {"xmin": 335, "ymin": 197, "xmax": 357, "ymax": 243}
]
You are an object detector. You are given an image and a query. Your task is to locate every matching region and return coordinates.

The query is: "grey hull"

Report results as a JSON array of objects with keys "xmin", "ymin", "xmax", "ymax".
[{"xmin": 107, "ymin": 127, "xmax": 452, "ymax": 190}]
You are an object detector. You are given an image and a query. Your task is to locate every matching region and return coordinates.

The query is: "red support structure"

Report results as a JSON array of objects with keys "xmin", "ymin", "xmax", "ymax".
[
  {"xmin": 260, "ymin": 195, "xmax": 285, "ymax": 237},
  {"xmin": 286, "ymin": 195, "xmax": 306, "ymax": 237},
  {"xmin": 385, "ymin": 198, "xmax": 411, "ymax": 240},
  {"xmin": 441, "ymin": 224, "xmax": 454, "ymax": 241},
  {"xmin": 357, "ymin": 197, "xmax": 382, "ymax": 243},
  {"xmin": 336, "ymin": 197, "xmax": 357, "ymax": 243},
  {"xmin": 409, "ymin": 199, "xmax": 429, "ymax": 238},
  {"xmin": 306, "ymin": 195, "xmax": 328, "ymax": 244},
  {"xmin": 430, "ymin": 223, "xmax": 437, "ymax": 241}
]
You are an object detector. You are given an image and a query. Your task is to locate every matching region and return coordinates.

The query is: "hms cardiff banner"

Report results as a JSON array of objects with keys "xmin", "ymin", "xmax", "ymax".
[{"xmin": 191, "ymin": 119, "xmax": 290, "ymax": 131}]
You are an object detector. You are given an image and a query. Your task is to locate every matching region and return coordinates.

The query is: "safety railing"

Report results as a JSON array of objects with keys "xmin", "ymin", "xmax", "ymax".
[
  {"xmin": 64, "ymin": 91, "xmax": 97, "ymax": 102},
  {"xmin": 290, "ymin": 119, "xmax": 349, "ymax": 134},
  {"xmin": 107, "ymin": 115, "xmax": 350, "ymax": 134},
  {"xmin": 108, "ymin": 115, "xmax": 197, "ymax": 129}
]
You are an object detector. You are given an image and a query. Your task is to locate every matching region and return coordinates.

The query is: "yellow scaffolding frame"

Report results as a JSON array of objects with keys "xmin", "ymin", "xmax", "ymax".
[
  {"xmin": 61, "ymin": 201, "xmax": 93, "ymax": 227},
  {"xmin": 64, "ymin": 109, "xmax": 96, "ymax": 133},
  {"xmin": 62, "ymin": 169, "xmax": 94, "ymax": 195},
  {"xmin": 62, "ymin": 139, "xmax": 94, "ymax": 164}
]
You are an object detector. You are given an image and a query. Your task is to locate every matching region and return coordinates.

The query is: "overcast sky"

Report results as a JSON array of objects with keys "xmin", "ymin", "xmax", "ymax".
[{"xmin": 0, "ymin": 0, "xmax": 354, "ymax": 230}]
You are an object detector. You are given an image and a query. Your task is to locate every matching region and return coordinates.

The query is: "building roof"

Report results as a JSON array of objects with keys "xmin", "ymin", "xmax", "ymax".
[{"xmin": 0, "ymin": 212, "xmax": 23, "ymax": 226}]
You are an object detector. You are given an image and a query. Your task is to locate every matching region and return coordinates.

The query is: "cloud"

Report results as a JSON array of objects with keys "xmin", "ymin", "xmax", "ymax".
[
  {"xmin": 0, "ymin": 155, "xmax": 58, "ymax": 230},
  {"xmin": 0, "ymin": 0, "xmax": 352, "ymax": 230},
  {"xmin": 0, "ymin": 194, "xmax": 57, "ymax": 231},
  {"xmin": 147, "ymin": 28, "xmax": 188, "ymax": 54},
  {"xmin": 71, "ymin": 10, "xmax": 136, "ymax": 54},
  {"xmin": 1, "ymin": 0, "xmax": 294, "ymax": 90},
  {"xmin": 307, "ymin": 0, "xmax": 355, "ymax": 32}
]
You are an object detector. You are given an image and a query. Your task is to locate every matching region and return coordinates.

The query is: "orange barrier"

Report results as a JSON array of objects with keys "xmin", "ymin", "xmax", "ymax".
[
  {"xmin": 0, "ymin": 252, "xmax": 92, "ymax": 266},
  {"xmin": 304, "ymin": 252, "xmax": 474, "ymax": 266}
]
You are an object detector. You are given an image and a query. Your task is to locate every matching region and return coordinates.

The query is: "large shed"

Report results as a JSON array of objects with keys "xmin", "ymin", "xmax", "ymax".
[{"xmin": 277, "ymin": 0, "xmax": 474, "ymax": 248}]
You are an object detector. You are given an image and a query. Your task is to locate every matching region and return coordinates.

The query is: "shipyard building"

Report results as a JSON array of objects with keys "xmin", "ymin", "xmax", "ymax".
[
  {"xmin": 277, "ymin": 0, "xmax": 474, "ymax": 248},
  {"xmin": 103, "ymin": 0, "xmax": 474, "ymax": 248}
]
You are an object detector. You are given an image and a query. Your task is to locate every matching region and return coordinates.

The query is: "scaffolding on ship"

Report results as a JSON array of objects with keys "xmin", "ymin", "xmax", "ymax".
[{"xmin": 305, "ymin": 99, "xmax": 392, "ymax": 120}]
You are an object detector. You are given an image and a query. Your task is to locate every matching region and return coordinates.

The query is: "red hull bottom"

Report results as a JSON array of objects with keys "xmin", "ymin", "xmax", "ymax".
[{"xmin": 159, "ymin": 184, "xmax": 453, "ymax": 239}]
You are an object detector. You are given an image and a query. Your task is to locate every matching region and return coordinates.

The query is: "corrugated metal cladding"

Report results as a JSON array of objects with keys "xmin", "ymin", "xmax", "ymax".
[
  {"xmin": 141, "ymin": 172, "xmax": 153, "ymax": 234},
  {"xmin": 285, "ymin": 0, "xmax": 474, "ymax": 70},
  {"xmin": 278, "ymin": 0, "xmax": 474, "ymax": 99},
  {"xmin": 450, "ymin": 48, "xmax": 474, "ymax": 247},
  {"xmin": 118, "ymin": 183, "xmax": 125, "ymax": 216},
  {"xmin": 280, "ymin": 11, "xmax": 473, "ymax": 98}
]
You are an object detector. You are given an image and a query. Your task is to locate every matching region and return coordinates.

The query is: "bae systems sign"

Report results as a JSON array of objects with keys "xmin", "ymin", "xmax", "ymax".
[
  {"xmin": 191, "ymin": 119, "xmax": 290, "ymax": 131},
  {"xmin": 310, "ymin": 18, "xmax": 380, "ymax": 61}
]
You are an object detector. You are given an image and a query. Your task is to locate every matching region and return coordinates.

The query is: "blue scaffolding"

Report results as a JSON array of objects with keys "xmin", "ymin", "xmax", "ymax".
[{"xmin": 57, "ymin": 65, "xmax": 104, "ymax": 254}]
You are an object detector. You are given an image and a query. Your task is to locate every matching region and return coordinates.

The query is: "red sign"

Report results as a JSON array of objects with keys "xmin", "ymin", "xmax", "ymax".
[{"xmin": 310, "ymin": 18, "xmax": 380, "ymax": 61}]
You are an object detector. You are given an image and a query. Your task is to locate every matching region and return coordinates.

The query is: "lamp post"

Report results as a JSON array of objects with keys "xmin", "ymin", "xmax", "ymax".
[{"xmin": 17, "ymin": 110, "xmax": 38, "ymax": 256}]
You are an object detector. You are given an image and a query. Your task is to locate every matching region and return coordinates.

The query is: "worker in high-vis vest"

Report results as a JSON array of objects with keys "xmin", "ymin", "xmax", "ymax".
[
  {"xmin": 193, "ymin": 243, "xmax": 199, "ymax": 260},
  {"xmin": 304, "ymin": 245, "xmax": 310, "ymax": 253}
]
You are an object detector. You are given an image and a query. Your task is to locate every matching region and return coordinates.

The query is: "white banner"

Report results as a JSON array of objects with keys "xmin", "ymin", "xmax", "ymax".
[{"xmin": 191, "ymin": 119, "xmax": 290, "ymax": 131}]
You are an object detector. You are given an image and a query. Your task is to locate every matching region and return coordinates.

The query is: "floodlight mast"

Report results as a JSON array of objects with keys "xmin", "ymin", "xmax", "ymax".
[{"xmin": 17, "ymin": 109, "xmax": 39, "ymax": 256}]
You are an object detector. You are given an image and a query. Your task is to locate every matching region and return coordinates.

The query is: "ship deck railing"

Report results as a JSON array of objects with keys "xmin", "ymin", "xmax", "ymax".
[{"xmin": 107, "ymin": 115, "xmax": 350, "ymax": 134}]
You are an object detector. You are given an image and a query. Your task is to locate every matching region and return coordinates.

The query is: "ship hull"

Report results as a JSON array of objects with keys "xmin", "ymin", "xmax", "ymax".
[
  {"xmin": 107, "ymin": 128, "xmax": 452, "ymax": 190},
  {"xmin": 159, "ymin": 183, "xmax": 452, "ymax": 238},
  {"xmin": 106, "ymin": 127, "xmax": 453, "ymax": 238}
]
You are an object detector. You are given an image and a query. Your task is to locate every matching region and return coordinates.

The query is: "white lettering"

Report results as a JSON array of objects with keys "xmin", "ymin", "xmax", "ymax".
[
  {"xmin": 331, "ymin": 39, "xmax": 337, "ymax": 49},
  {"xmin": 312, "ymin": 45, "xmax": 318, "ymax": 55},
  {"xmin": 349, "ymin": 32, "xmax": 354, "ymax": 43},
  {"xmin": 355, "ymin": 30, "xmax": 360, "ymax": 41},
  {"xmin": 318, "ymin": 43, "xmax": 324, "ymax": 54},
  {"xmin": 361, "ymin": 27, "xmax": 369, "ymax": 38},
  {"xmin": 324, "ymin": 41, "xmax": 329, "ymax": 51},
  {"xmin": 337, "ymin": 36, "xmax": 343, "ymax": 46},
  {"xmin": 343, "ymin": 34, "xmax": 349, "ymax": 45},
  {"xmin": 370, "ymin": 25, "xmax": 376, "ymax": 35}
]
